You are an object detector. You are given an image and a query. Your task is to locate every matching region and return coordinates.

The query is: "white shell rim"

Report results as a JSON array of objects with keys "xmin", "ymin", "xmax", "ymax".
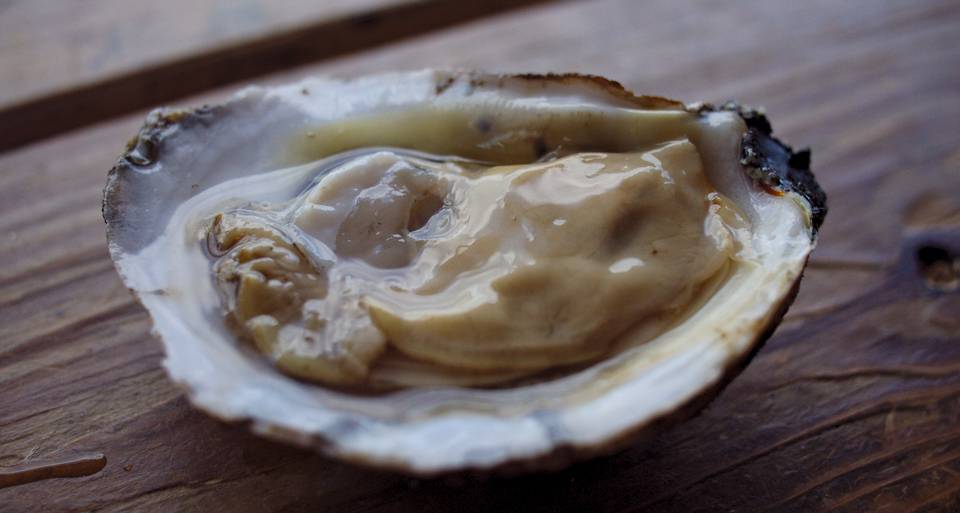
[{"xmin": 103, "ymin": 70, "xmax": 818, "ymax": 475}]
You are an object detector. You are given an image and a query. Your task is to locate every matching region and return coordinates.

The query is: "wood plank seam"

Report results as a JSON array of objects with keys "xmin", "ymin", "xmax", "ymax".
[{"xmin": 0, "ymin": 0, "xmax": 557, "ymax": 153}]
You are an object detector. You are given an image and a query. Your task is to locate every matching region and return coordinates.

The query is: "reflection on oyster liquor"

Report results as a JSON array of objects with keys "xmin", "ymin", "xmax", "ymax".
[{"xmin": 206, "ymin": 138, "xmax": 749, "ymax": 388}]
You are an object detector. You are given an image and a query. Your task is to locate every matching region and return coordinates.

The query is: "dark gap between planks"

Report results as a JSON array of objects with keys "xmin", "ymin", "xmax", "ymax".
[{"xmin": 0, "ymin": 0, "xmax": 557, "ymax": 153}]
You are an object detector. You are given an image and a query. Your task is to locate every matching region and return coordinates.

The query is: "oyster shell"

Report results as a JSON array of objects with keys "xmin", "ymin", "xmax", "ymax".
[{"xmin": 103, "ymin": 70, "xmax": 825, "ymax": 474}]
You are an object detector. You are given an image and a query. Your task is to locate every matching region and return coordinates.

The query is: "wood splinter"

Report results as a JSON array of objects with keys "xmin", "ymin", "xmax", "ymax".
[{"xmin": 0, "ymin": 452, "xmax": 107, "ymax": 489}]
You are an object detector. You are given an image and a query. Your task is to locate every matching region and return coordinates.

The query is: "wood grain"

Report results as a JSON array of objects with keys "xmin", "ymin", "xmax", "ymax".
[
  {"xmin": 2, "ymin": 0, "xmax": 960, "ymax": 511},
  {"xmin": 0, "ymin": 0, "xmax": 404, "ymax": 106},
  {"xmin": 0, "ymin": 0, "xmax": 553, "ymax": 152}
]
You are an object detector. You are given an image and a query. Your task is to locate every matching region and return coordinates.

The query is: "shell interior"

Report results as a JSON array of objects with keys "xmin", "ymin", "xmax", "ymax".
[{"xmin": 104, "ymin": 70, "xmax": 820, "ymax": 473}]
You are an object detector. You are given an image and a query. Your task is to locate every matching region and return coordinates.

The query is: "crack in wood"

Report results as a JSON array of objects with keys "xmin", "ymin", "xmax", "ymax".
[
  {"xmin": 761, "ymin": 276, "xmax": 931, "ymax": 354},
  {"xmin": 0, "ymin": 247, "xmax": 110, "ymax": 290},
  {"xmin": 0, "ymin": 260, "xmax": 117, "ymax": 309},
  {"xmin": 761, "ymin": 428, "xmax": 960, "ymax": 511},
  {"xmin": 84, "ymin": 462, "xmax": 290, "ymax": 513},
  {"xmin": 762, "ymin": 364, "xmax": 960, "ymax": 394},
  {"xmin": 901, "ymin": 481, "xmax": 960, "ymax": 513},
  {"xmin": 0, "ymin": 301, "xmax": 142, "ymax": 366},
  {"xmin": 0, "ymin": 0, "xmax": 559, "ymax": 152},
  {"xmin": 818, "ymin": 450, "xmax": 960, "ymax": 513},
  {"xmin": 0, "ymin": 351, "xmax": 165, "ymax": 429},
  {"xmin": 631, "ymin": 387, "xmax": 958, "ymax": 510}
]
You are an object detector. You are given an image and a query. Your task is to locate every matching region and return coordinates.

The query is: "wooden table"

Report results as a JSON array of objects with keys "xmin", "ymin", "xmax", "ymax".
[{"xmin": 2, "ymin": 0, "xmax": 959, "ymax": 511}]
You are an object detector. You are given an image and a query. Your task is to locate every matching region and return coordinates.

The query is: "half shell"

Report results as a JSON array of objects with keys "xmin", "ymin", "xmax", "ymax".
[{"xmin": 103, "ymin": 70, "xmax": 825, "ymax": 474}]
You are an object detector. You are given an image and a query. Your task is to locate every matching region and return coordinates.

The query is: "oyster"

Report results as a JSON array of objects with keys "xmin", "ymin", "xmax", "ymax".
[{"xmin": 103, "ymin": 70, "xmax": 825, "ymax": 474}]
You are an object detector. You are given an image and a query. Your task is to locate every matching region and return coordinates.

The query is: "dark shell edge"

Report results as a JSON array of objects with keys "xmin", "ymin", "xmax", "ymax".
[{"xmin": 693, "ymin": 102, "xmax": 828, "ymax": 235}]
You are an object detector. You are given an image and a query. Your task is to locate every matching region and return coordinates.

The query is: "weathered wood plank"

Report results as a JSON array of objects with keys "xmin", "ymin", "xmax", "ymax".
[
  {"xmin": 1, "ymin": 0, "xmax": 959, "ymax": 511},
  {"xmin": 0, "ymin": 0, "xmax": 400, "ymax": 107},
  {"xmin": 0, "ymin": 0, "xmax": 554, "ymax": 152}
]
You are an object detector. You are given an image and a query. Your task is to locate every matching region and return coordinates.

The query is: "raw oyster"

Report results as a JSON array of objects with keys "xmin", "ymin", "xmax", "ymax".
[{"xmin": 103, "ymin": 70, "xmax": 825, "ymax": 474}]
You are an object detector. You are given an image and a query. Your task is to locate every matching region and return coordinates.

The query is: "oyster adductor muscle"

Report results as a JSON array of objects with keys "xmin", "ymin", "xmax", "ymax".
[{"xmin": 103, "ymin": 71, "xmax": 825, "ymax": 474}]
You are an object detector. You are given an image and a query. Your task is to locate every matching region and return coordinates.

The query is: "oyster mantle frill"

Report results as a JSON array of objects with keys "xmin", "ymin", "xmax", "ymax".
[{"xmin": 103, "ymin": 71, "xmax": 825, "ymax": 474}]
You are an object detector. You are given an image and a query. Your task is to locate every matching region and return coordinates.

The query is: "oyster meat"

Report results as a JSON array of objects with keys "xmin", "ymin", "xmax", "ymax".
[
  {"xmin": 208, "ymin": 143, "xmax": 742, "ymax": 386},
  {"xmin": 104, "ymin": 71, "xmax": 825, "ymax": 473}
]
